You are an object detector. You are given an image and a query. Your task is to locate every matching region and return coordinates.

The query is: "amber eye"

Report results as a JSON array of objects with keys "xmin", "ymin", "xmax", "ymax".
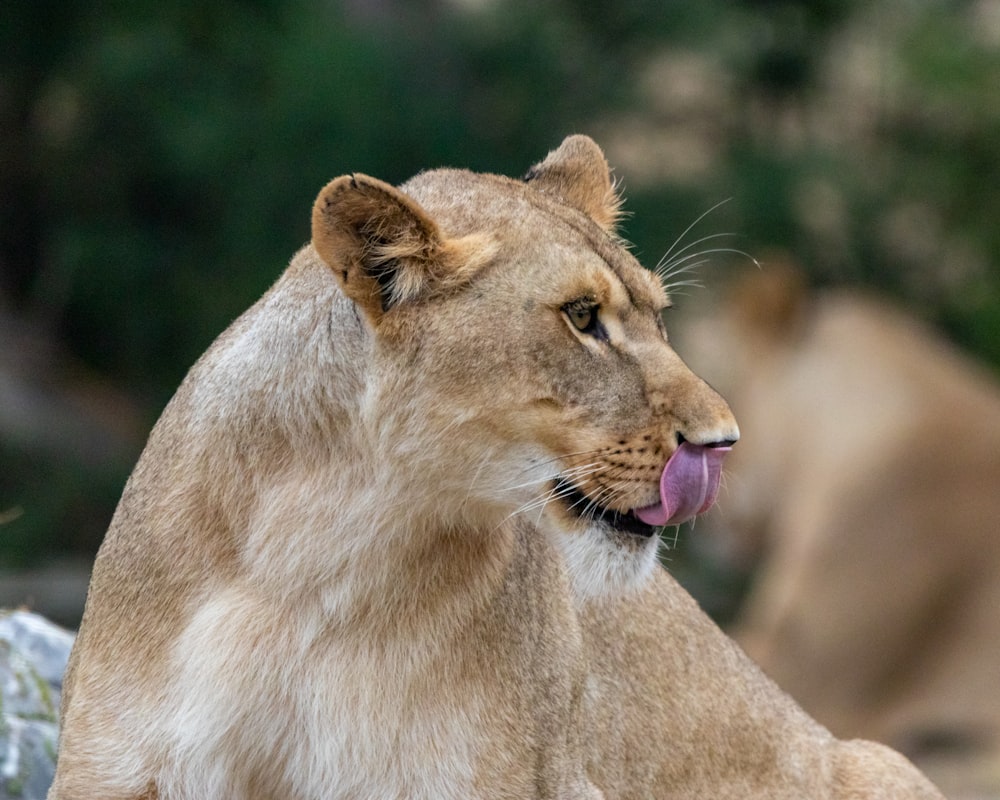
[
  {"xmin": 567, "ymin": 305, "xmax": 595, "ymax": 332},
  {"xmin": 562, "ymin": 300, "xmax": 608, "ymax": 342}
]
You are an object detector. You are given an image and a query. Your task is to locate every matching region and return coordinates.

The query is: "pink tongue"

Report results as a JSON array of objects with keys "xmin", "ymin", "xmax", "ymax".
[{"xmin": 635, "ymin": 442, "xmax": 731, "ymax": 527}]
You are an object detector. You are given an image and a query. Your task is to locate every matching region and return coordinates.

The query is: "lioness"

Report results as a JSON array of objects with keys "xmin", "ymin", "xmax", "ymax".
[{"xmin": 49, "ymin": 136, "xmax": 943, "ymax": 799}]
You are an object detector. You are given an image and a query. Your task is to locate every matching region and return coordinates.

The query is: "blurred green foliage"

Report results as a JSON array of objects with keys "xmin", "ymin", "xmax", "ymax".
[{"xmin": 2, "ymin": 0, "xmax": 998, "ymax": 565}]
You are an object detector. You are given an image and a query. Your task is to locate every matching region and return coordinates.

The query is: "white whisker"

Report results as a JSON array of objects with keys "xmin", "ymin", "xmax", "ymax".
[
  {"xmin": 658, "ymin": 247, "xmax": 760, "ymax": 279},
  {"xmin": 661, "ymin": 279, "xmax": 706, "ymax": 295},
  {"xmin": 511, "ymin": 448, "xmax": 609, "ymax": 477},
  {"xmin": 460, "ymin": 449, "xmax": 498, "ymax": 508},
  {"xmin": 509, "ymin": 480, "xmax": 581, "ymax": 519},
  {"xmin": 651, "ymin": 199, "xmax": 761, "ymax": 294},
  {"xmin": 654, "ymin": 232, "xmax": 739, "ymax": 277},
  {"xmin": 657, "ymin": 261, "xmax": 711, "ymax": 284},
  {"xmin": 659, "ymin": 198, "xmax": 733, "ymax": 266},
  {"xmin": 503, "ymin": 461, "xmax": 606, "ymax": 497}
]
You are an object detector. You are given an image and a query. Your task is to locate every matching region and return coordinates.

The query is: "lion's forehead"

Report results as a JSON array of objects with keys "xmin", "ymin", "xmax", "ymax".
[
  {"xmin": 589, "ymin": 244, "xmax": 667, "ymax": 313},
  {"xmin": 403, "ymin": 168, "xmax": 667, "ymax": 311}
]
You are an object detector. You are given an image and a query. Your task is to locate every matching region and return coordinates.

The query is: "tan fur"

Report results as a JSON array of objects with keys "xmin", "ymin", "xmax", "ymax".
[
  {"xmin": 49, "ymin": 139, "xmax": 942, "ymax": 799},
  {"xmin": 676, "ymin": 261, "xmax": 1000, "ymax": 798}
]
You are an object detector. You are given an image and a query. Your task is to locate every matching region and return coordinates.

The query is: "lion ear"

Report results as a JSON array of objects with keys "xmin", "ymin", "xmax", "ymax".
[
  {"xmin": 523, "ymin": 135, "xmax": 623, "ymax": 233},
  {"xmin": 311, "ymin": 174, "xmax": 493, "ymax": 325}
]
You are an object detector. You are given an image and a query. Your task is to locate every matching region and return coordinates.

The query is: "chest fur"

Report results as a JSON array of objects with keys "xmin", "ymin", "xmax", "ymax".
[{"xmin": 145, "ymin": 533, "xmax": 594, "ymax": 800}]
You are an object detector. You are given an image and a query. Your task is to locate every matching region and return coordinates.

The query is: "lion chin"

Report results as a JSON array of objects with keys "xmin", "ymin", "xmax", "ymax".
[{"xmin": 550, "ymin": 518, "xmax": 662, "ymax": 599}]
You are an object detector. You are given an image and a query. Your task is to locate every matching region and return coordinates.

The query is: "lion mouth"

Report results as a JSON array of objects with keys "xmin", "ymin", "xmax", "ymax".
[
  {"xmin": 553, "ymin": 442, "xmax": 733, "ymax": 538},
  {"xmin": 634, "ymin": 441, "xmax": 732, "ymax": 527},
  {"xmin": 552, "ymin": 479, "xmax": 657, "ymax": 538}
]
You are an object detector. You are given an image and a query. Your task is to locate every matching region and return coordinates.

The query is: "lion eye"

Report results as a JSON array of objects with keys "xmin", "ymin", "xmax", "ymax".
[
  {"xmin": 562, "ymin": 300, "xmax": 608, "ymax": 342},
  {"xmin": 567, "ymin": 306, "xmax": 595, "ymax": 332}
]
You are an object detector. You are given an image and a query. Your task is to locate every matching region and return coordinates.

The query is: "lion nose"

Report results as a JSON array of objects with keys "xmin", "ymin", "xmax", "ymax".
[{"xmin": 676, "ymin": 428, "xmax": 740, "ymax": 449}]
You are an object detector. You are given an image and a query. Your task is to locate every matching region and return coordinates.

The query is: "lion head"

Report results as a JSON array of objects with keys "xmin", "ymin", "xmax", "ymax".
[{"xmin": 310, "ymin": 135, "xmax": 738, "ymax": 596}]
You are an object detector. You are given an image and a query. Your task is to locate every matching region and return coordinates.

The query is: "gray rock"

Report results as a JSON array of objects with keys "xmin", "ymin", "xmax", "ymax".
[{"xmin": 0, "ymin": 610, "xmax": 75, "ymax": 800}]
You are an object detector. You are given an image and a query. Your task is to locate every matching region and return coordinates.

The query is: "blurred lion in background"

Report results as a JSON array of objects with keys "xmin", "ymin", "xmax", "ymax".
[{"xmin": 674, "ymin": 260, "xmax": 1000, "ymax": 799}]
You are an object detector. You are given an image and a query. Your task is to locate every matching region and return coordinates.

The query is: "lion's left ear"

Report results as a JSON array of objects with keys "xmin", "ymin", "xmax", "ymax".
[
  {"xmin": 523, "ymin": 135, "xmax": 623, "ymax": 233},
  {"xmin": 312, "ymin": 174, "xmax": 494, "ymax": 326}
]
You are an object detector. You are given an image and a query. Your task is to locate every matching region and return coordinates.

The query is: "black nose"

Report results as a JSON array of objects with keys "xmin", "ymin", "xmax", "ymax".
[{"xmin": 676, "ymin": 432, "xmax": 737, "ymax": 448}]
